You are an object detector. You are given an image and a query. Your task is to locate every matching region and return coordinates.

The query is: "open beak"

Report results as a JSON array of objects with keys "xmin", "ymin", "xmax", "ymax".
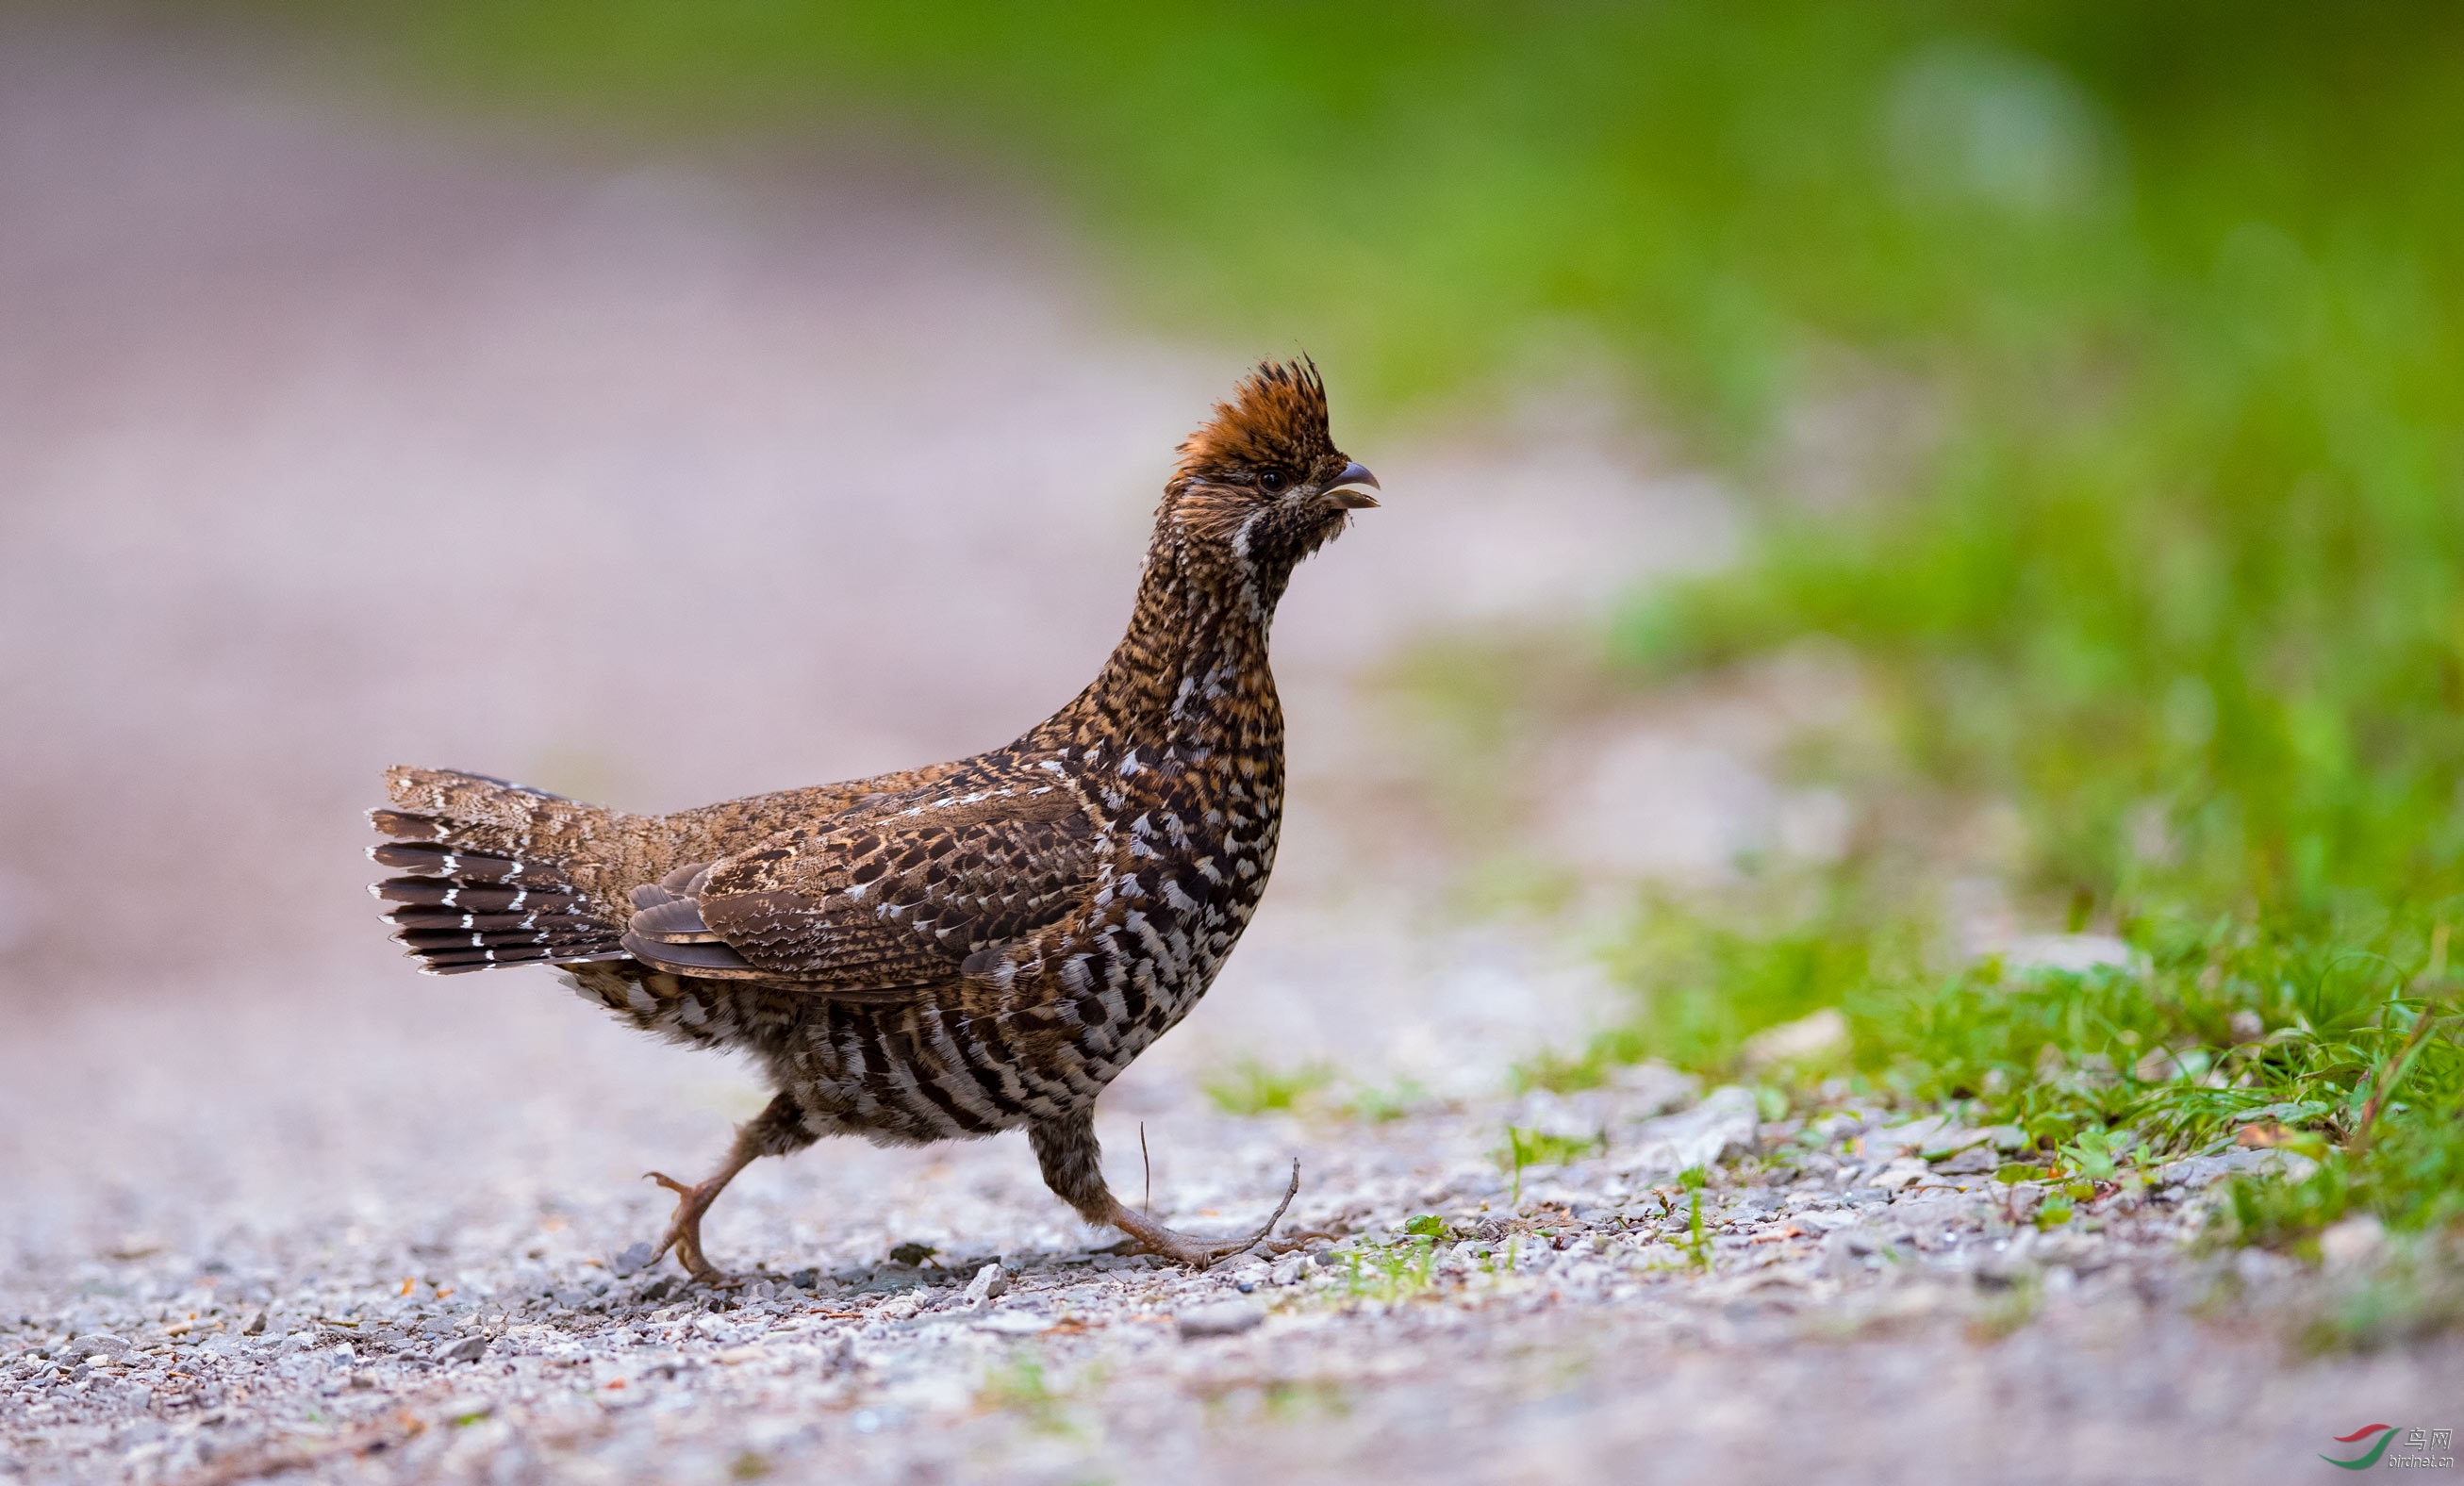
[{"xmin": 1325, "ymin": 461, "xmax": 1381, "ymax": 509}]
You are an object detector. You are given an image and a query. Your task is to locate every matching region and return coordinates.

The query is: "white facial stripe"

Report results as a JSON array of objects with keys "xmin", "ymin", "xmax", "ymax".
[{"xmin": 1231, "ymin": 507, "xmax": 1265, "ymax": 564}]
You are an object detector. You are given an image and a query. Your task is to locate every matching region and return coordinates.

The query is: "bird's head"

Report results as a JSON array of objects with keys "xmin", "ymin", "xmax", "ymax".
[{"xmin": 1165, "ymin": 358, "xmax": 1377, "ymax": 579}]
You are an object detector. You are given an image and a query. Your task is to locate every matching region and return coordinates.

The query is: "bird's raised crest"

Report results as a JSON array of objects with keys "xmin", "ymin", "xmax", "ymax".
[{"xmin": 1174, "ymin": 356, "xmax": 1335, "ymax": 481}]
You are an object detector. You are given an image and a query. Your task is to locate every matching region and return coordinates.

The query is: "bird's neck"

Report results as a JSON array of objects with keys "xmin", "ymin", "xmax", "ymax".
[{"xmin": 1040, "ymin": 534, "xmax": 1285, "ymax": 757}]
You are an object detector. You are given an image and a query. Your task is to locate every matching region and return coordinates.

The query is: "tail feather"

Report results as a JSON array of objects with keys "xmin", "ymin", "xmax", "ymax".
[
  {"xmin": 369, "ymin": 809, "xmax": 444, "ymax": 841},
  {"xmin": 383, "ymin": 908, "xmax": 603, "ymax": 933},
  {"xmin": 420, "ymin": 945, "xmax": 611, "ymax": 975},
  {"xmin": 370, "ymin": 840, "xmax": 559, "ymax": 883},
  {"xmin": 395, "ymin": 925, "xmax": 617, "ymax": 952},
  {"xmin": 369, "ymin": 767, "xmax": 641, "ymax": 977},
  {"xmin": 371, "ymin": 877, "xmax": 584, "ymax": 914}
]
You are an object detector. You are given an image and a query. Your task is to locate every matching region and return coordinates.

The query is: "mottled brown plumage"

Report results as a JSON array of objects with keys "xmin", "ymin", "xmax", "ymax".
[{"xmin": 368, "ymin": 359, "xmax": 1377, "ymax": 1278}]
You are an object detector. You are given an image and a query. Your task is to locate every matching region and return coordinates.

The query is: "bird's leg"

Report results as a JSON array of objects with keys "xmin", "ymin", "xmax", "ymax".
[
  {"xmin": 645, "ymin": 1092, "xmax": 814, "ymax": 1285},
  {"xmin": 1031, "ymin": 1108, "xmax": 1317, "ymax": 1268}
]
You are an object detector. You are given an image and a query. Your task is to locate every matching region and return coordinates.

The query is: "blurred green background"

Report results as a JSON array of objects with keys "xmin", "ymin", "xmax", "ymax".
[
  {"xmin": 322, "ymin": 0, "xmax": 2464, "ymax": 915},
  {"xmin": 289, "ymin": 0, "xmax": 2463, "ymax": 1259}
]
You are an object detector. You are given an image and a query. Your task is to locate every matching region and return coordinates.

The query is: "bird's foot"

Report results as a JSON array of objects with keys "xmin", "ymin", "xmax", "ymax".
[
  {"xmin": 1107, "ymin": 1159, "xmax": 1324, "ymax": 1269},
  {"xmin": 644, "ymin": 1170, "xmax": 739, "ymax": 1287}
]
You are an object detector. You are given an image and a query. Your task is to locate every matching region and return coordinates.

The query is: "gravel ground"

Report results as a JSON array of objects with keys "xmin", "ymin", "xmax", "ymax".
[
  {"xmin": 7, "ymin": 980, "xmax": 2460, "ymax": 1486},
  {"xmin": 4, "ymin": 18, "xmax": 2460, "ymax": 1486}
]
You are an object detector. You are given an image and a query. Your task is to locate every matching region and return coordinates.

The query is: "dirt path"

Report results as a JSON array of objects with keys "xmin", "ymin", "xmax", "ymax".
[
  {"xmin": 2, "ymin": 19, "xmax": 2456, "ymax": 1486},
  {"xmin": 8, "ymin": 986, "xmax": 2458, "ymax": 1486}
]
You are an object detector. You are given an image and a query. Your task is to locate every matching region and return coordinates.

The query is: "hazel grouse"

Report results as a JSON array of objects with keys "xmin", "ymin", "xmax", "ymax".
[{"xmin": 367, "ymin": 359, "xmax": 1377, "ymax": 1280}]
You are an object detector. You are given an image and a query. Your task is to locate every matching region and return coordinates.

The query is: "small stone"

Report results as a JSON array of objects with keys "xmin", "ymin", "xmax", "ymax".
[
  {"xmin": 2000, "ymin": 933, "xmax": 2138, "ymax": 975},
  {"xmin": 1175, "ymin": 1301, "xmax": 1264, "ymax": 1340},
  {"xmin": 962, "ymin": 1263, "xmax": 1009, "ymax": 1303},
  {"xmin": 1741, "ymin": 1008, "xmax": 1848, "ymax": 1071},
  {"xmin": 436, "ymin": 1335, "xmax": 489, "ymax": 1364},
  {"xmin": 1872, "ymin": 1159, "xmax": 1930, "ymax": 1192},
  {"xmin": 240, "ymin": 1312, "xmax": 267, "ymax": 1336},
  {"xmin": 1932, "ymin": 1147, "xmax": 1998, "ymax": 1176},
  {"xmin": 2319, "ymin": 1214, "xmax": 2386, "ymax": 1270},
  {"xmin": 1615, "ymin": 1085, "xmax": 1761, "ymax": 1176},
  {"xmin": 609, "ymin": 1243, "xmax": 656, "ymax": 1279},
  {"xmin": 2132, "ymin": 1046, "xmax": 2187, "ymax": 1083},
  {"xmin": 2158, "ymin": 1150, "xmax": 2269, "ymax": 1188},
  {"xmin": 1974, "ymin": 1248, "xmax": 2034, "ymax": 1289}
]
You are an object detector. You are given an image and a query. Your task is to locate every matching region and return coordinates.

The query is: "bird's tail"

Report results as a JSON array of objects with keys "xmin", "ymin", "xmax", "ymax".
[{"xmin": 368, "ymin": 766, "xmax": 637, "ymax": 976}]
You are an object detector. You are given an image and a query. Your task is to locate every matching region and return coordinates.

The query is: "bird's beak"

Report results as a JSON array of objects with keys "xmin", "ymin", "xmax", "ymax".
[{"xmin": 1325, "ymin": 461, "xmax": 1381, "ymax": 509}]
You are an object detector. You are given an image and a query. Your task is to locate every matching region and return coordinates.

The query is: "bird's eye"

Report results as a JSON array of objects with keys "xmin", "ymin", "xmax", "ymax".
[{"xmin": 1257, "ymin": 470, "xmax": 1287, "ymax": 494}]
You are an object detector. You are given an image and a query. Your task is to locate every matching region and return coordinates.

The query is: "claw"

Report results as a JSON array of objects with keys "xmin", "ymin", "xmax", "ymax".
[
  {"xmin": 1251, "ymin": 1159, "xmax": 1301, "ymax": 1242},
  {"xmin": 1110, "ymin": 1158, "xmax": 1319, "ymax": 1268},
  {"xmin": 644, "ymin": 1170, "xmax": 734, "ymax": 1286}
]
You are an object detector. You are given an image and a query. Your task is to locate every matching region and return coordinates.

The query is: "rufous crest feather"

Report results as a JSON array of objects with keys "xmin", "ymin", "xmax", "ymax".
[{"xmin": 1173, "ymin": 356, "xmax": 1336, "ymax": 482}]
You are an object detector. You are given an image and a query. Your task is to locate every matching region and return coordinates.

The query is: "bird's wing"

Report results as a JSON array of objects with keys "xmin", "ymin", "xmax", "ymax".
[{"xmin": 619, "ymin": 781, "xmax": 1098, "ymax": 993}]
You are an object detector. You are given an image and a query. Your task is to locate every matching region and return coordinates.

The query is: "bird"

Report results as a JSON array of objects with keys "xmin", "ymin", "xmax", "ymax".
[{"xmin": 366, "ymin": 358, "xmax": 1378, "ymax": 1281}]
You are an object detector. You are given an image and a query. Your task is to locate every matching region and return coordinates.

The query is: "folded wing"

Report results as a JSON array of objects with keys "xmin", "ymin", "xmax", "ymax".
[{"xmin": 620, "ymin": 781, "xmax": 1098, "ymax": 997}]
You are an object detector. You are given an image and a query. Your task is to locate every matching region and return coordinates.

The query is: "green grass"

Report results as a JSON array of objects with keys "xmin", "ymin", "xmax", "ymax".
[
  {"xmin": 1678, "ymin": 1164, "xmax": 1712, "ymax": 1269},
  {"xmin": 1331, "ymin": 1235, "xmax": 1438, "ymax": 1305},
  {"xmin": 1563, "ymin": 891, "xmax": 2464, "ymax": 1247},
  {"xmin": 1496, "ymin": 1126, "xmax": 1604, "ymax": 1206},
  {"xmin": 1515, "ymin": 905, "xmax": 1868, "ymax": 1092},
  {"xmin": 2291, "ymin": 1245, "xmax": 2464, "ymax": 1353},
  {"xmin": 1200, "ymin": 1058, "xmax": 1332, "ymax": 1117},
  {"xmin": 1338, "ymin": 1077, "xmax": 1430, "ymax": 1124},
  {"xmin": 979, "ymin": 1352, "xmax": 1072, "ymax": 1435},
  {"xmin": 1498, "ymin": 1127, "xmax": 1602, "ymax": 1170},
  {"xmin": 261, "ymin": 2, "xmax": 2464, "ymax": 1258}
]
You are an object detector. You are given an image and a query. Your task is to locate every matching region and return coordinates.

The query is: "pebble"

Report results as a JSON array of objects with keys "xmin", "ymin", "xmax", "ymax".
[
  {"xmin": 610, "ymin": 1242, "xmax": 657, "ymax": 1278},
  {"xmin": 2319, "ymin": 1214, "xmax": 2387, "ymax": 1270},
  {"xmin": 435, "ymin": 1335, "xmax": 491, "ymax": 1364},
  {"xmin": 1871, "ymin": 1159, "xmax": 1931, "ymax": 1192},
  {"xmin": 2160, "ymin": 1148, "xmax": 2318, "ymax": 1188},
  {"xmin": 1175, "ymin": 1301, "xmax": 1265, "ymax": 1339}
]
